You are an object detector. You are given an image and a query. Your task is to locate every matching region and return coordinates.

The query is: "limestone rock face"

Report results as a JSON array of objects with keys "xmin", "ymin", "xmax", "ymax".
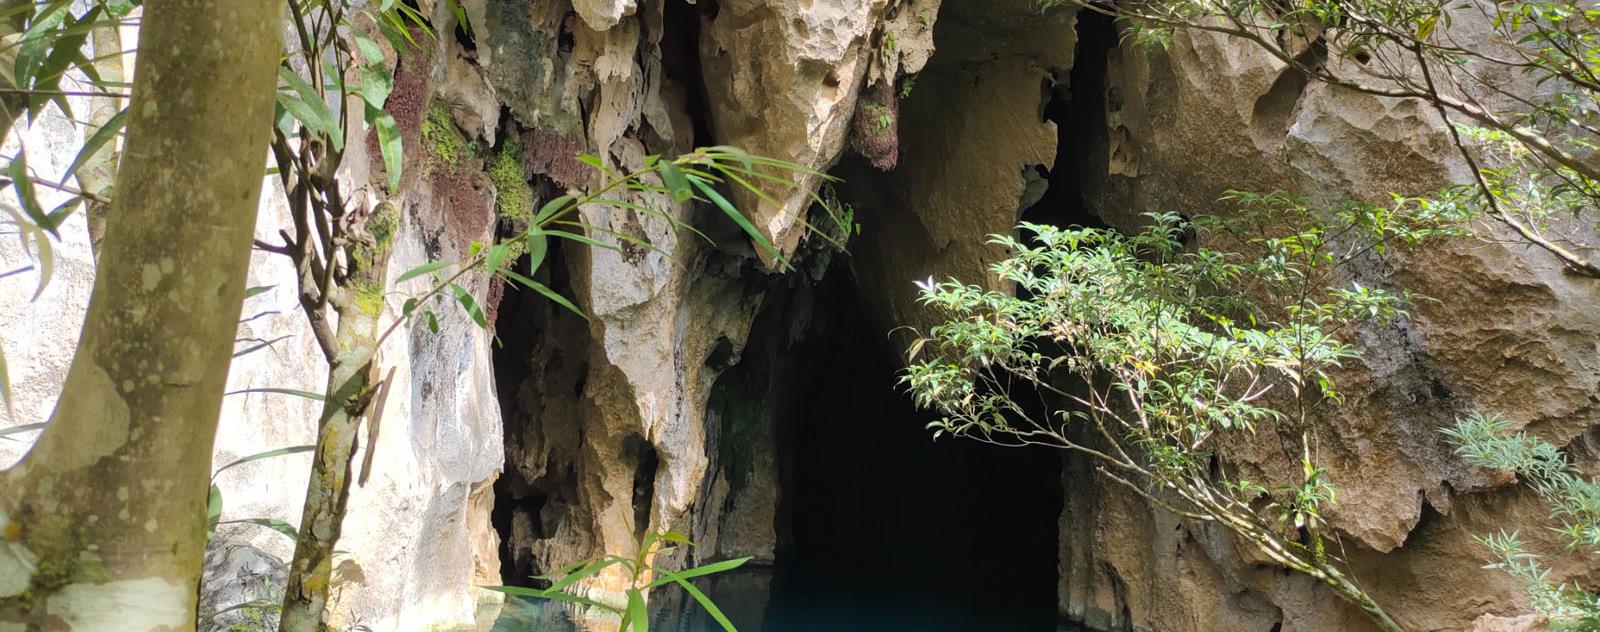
[
  {"xmin": 700, "ymin": 0, "xmax": 896, "ymax": 265},
  {"xmin": 1060, "ymin": 16, "xmax": 1600, "ymax": 632},
  {"xmin": 839, "ymin": 0, "xmax": 1076, "ymax": 340}
]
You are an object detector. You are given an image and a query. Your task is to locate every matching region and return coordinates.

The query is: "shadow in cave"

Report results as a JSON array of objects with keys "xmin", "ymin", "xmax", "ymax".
[{"xmin": 763, "ymin": 269, "xmax": 1064, "ymax": 632}]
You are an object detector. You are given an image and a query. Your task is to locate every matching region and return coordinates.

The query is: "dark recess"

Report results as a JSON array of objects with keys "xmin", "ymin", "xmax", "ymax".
[
  {"xmin": 489, "ymin": 236, "xmax": 588, "ymax": 587},
  {"xmin": 1022, "ymin": 10, "xmax": 1117, "ymax": 231},
  {"xmin": 763, "ymin": 266, "xmax": 1064, "ymax": 632}
]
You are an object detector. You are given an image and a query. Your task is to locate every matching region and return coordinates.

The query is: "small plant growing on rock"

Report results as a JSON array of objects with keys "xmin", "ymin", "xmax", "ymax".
[
  {"xmin": 1444, "ymin": 412, "xmax": 1600, "ymax": 630},
  {"xmin": 902, "ymin": 193, "xmax": 1462, "ymax": 632},
  {"xmin": 484, "ymin": 532, "xmax": 748, "ymax": 632}
]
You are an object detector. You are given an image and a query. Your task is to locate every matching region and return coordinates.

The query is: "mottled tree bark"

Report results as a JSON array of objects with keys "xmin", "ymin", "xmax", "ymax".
[
  {"xmin": 0, "ymin": 0, "xmax": 280, "ymax": 628},
  {"xmin": 277, "ymin": 205, "xmax": 398, "ymax": 632}
]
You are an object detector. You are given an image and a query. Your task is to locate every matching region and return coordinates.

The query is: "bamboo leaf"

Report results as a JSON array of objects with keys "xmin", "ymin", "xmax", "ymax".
[
  {"xmin": 658, "ymin": 160, "xmax": 694, "ymax": 203},
  {"xmin": 689, "ymin": 177, "xmax": 784, "ymax": 266},
  {"xmin": 502, "ymin": 269, "xmax": 587, "ymax": 320},
  {"xmin": 14, "ymin": 1, "xmax": 72, "ymax": 92},
  {"xmin": 451, "ymin": 283, "xmax": 487, "ymax": 328},
  {"xmin": 645, "ymin": 557, "xmax": 749, "ymax": 589},
  {"xmin": 0, "ymin": 422, "xmax": 44, "ymax": 441},
  {"xmin": 667, "ymin": 572, "xmax": 737, "ymax": 632},
  {"xmin": 545, "ymin": 229, "xmax": 621, "ymax": 253},
  {"xmin": 277, "ymin": 66, "xmax": 342, "ymax": 150},
  {"xmin": 220, "ymin": 517, "xmax": 300, "ymax": 542},
  {"xmin": 206, "ymin": 484, "xmax": 223, "ymax": 539},
  {"xmin": 232, "ymin": 334, "xmax": 292, "ymax": 358},
  {"xmin": 29, "ymin": 231, "xmax": 51, "ymax": 300},
  {"xmin": 9, "ymin": 150, "xmax": 52, "ymax": 235},
  {"xmin": 353, "ymin": 34, "xmax": 384, "ymax": 65},
  {"xmin": 212, "ymin": 445, "xmax": 316, "ymax": 479},
  {"xmin": 534, "ymin": 194, "xmax": 573, "ymax": 225},
  {"xmin": 395, "ymin": 260, "xmax": 454, "ymax": 284},
  {"xmin": 485, "ymin": 243, "xmax": 510, "ymax": 273},
  {"xmin": 624, "ymin": 589, "xmax": 648, "ymax": 632},
  {"xmin": 223, "ymin": 387, "xmax": 326, "ymax": 401},
  {"xmin": 373, "ymin": 108, "xmax": 403, "ymax": 192},
  {"xmin": 526, "ymin": 230, "xmax": 548, "ymax": 272},
  {"xmin": 244, "ymin": 285, "xmax": 274, "ymax": 299}
]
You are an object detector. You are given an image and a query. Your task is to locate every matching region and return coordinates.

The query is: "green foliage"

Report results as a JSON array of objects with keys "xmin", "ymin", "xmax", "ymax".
[
  {"xmin": 421, "ymin": 102, "xmax": 471, "ymax": 171},
  {"xmin": 483, "ymin": 532, "xmax": 749, "ymax": 632},
  {"xmin": 1049, "ymin": 0, "xmax": 1600, "ymax": 277},
  {"xmin": 902, "ymin": 193, "xmax": 1458, "ymax": 631},
  {"xmin": 1444, "ymin": 412, "xmax": 1600, "ymax": 630},
  {"xmin": 491, "ymin": 140, "xmax": 534, "ymax": 223},
  {"xmin": 390, "ymin": 146, "xmax": 823, "ymax": 335}
]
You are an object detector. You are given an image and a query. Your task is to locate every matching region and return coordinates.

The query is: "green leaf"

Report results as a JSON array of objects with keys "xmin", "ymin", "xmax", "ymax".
[
  {"xmin": 29, "ymin": 229, "xmax": 52, "ymax": 300},
  {"xmin": 105, "ymin": 0, "xmax": 136, "ymax": 17},
  {"xmin": 0, "ymin": 422, "xmax": 45, "ymax": 441},
  {"xmin": 353, "ymin": 34, "xmax": 385, "ymax": 65},
  {"xmin": 485, "ymin": 243, "xmax": 510, "ymax": 273},
  {"xmin": 220, "ymin": 517, "xmax": 300, "ymax": 542},
  {"xmin": 545, "ymin": 557, "xmax": 624, "ymax": 594},
  {"xmin": 502, "ymin": 269, "xmax": 587, "ymax": 320},
  {"xmin": 28, "ymin": 6, "xmax": 97, "ymax": 120},
  {"xmin": 526, "ymin": 230, "xmax": 549, "ymax": 272},
  {"xmin": 658, "ymin": 161, "xmax": 694, "ymax": 203},
  {"xmin": 14, "ymin": 1, "xmax": 72, "ymax": 91},
  {"xmin": 395, "ymin": 260, "xmax": 454, "ymax": 284},
  {"xmin": 451, "ymin": 284, "xmax": 487, "ymax": 328},
  {"xmin": 689, "ymin": 178, "xmax": 783, "ymax": 266},
  {"xmin": 372, "ymin": 108, "xmax": 403, "ymax": 192},
  {"xmin": 425, "ymin": 309, "xmax": 439, "ymax": 333},
  {"xmin": 479, "ymin": 586, "xmax": 622, "ymax": 614},
  {"xmin": 232, "ymin": 335, "xmax": 291, "ymax": 358},
  {"xmin": 277, "ymin": 66, "xmax": 342, "ymax": 150},
  {"xmin": 545, "ymin": 229, "xmax": 620, "ymax": 253},
  {"xmin": 9, "ymin": 150, "xmax": 51, "ymax": 234},
  {"xmin": 0, "ymin": 346, "xmax": 12, "ymax": 420},
  {"xmin": 666, "ymin": 571, "xmax": 737, "ymax": 632},
  {"xmin": 223, "ymin": 387, "xmax": 326, "ymax": 401},
  {"xmin": 244, "ymin": 285, "xmax": 274, "ymax": 299},
  {"xmin": 206, "ymin": 484, "xmax": 223, "ymax": 540},
  {"xmin": 212, "ymin": 445, "xmax": 316, "ymax": 479},
  {"xmin": 645, "ymin": 557, "xmax": 749, "ymax": 589},
  {"xmin": 534, "ymin": 194, "xmax": 573, "ymax": 225},
  {"xmin": 623, "ymin": 589, "xmax": 648, "ymax": 632},
  {"xmin": 360, "ymin": 65, "xmax": 393, "ymax": 111}
]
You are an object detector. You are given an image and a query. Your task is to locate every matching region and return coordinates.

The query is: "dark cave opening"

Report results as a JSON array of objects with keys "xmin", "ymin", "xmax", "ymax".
[
  {"xmin": 1022, "ymin": 9, "xmax": 1116, "ymax": 231},
  {"xmin": 489, "ymin": 235, "xmax": 590, "ymax": 588},
  {"xmin": 762, "ymin": 268, "xmax": 1065, "ymax": 632}
]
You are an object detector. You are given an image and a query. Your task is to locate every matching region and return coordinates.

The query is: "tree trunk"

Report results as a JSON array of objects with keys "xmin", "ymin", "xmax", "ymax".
[
  {"xmin": 278, "ymin": 207, "xmax": 398, "ymax": 632},
  {"xmin": 0, "ymin": 0, "xmax": 281, "ymax": 628}
]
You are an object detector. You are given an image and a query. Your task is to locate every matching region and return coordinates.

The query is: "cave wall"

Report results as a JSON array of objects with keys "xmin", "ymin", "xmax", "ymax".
[{"xmin": 1, "ymin": 0, "xmax": 1595, "ymax": 630}]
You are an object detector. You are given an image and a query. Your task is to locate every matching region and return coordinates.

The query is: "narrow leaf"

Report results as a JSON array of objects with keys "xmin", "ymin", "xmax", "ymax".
[
  {"xmin": 526, "ymin": 230, "xmax": 548, "ymax": 272},
  {"xmin": 373, "ymin": 108, "xmax": 403, "ymax": 192},
  {"xmin": 534, "ymin": 194, "xmax": 573, "ymax": 225},
  {"xmin": 0, "ymin": 422, "xmax": 45, "ymax": 440},
  {"xmin": 670, "ymin": 573, "xmax": 736, "ymax": 632},
  {"xmin": 212, "ymin": 445, "xmax": 316, "ymax": 479},
  {"xmin": 645, "ymin": 557, "xmax": 749, "ymax": 589},
  {"xmin": 658, "ymin": 161, "xmax": 694, "ymax": 203},
  {"xmin": 503, "ymin": 269, "xmax": 587, "ymax": 320},
  {"xmin": 451, "ymin": 284, "xmax": 487, "ymax": 328},
  {"xmin": 223, "ymin": 387, "xmax": 326, "ymax": 401},
  {"xmin": 9, "ymin": 151, "xmax": 51, "ymax": 234},
  {"xmin": 220, "ymin": 517, "xmax": 300, "ymax": 542},
  {"xmin": 690, "ymin": 178, "xmax": 784, "ymax": 266},
  {"xmin": 395, "ymin": 260, "xmax": 454, "ymax": 284},
  {"xmin": 624, "ymin": 589, "xmax": 648, "ymax": 632}
]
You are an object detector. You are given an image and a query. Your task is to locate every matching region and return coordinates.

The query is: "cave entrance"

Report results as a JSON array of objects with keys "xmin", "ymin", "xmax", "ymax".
[{"xmin": 763, "ymin": 269, "xmax": 1064, "ymax": 632}]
